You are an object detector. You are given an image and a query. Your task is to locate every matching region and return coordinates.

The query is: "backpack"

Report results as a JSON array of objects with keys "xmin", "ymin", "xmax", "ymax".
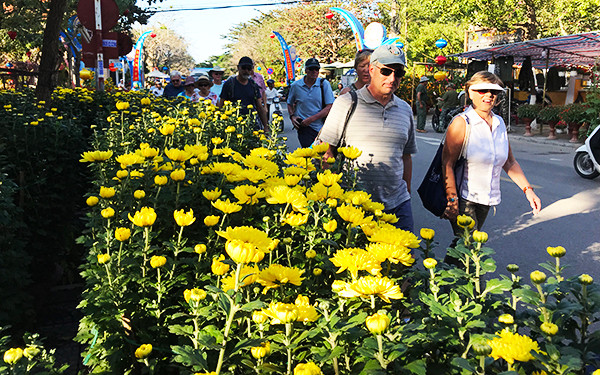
[{"xmin": 225, "ymin": 76, "xmax": 261, "ymax": 101}]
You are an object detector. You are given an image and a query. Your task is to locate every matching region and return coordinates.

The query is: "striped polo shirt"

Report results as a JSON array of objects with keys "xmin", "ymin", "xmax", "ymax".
[{"xmin": 318, "ymin": 86, "xmax": 417, "ymax": 209}]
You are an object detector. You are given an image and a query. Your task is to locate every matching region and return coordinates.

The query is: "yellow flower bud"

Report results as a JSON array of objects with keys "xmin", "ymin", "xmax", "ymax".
[
  {"xmin": 225, "ymin": 240, "xmax": 258, "ymax": 264},
  {"xmin": 506, "ymin": 264, "xmax": 519, "ymax": 273},
  {"xmin": 420, "ymin": 228, "xmax": 435, "ymax": 240},
  {"xmin": 134, "ymin": 190, "xmax": 145, "ymax": 199},
  {"xmin": 194, "ymin": 244, "xmax": 207, "ymax": 254},
  {"xmin": 115, "ymin": 227, "xmax": 131, "ymax": 241},
  {"xmin": 170, "ymin": 169, "xmax": 186, "ymax": 181},
  {"xmin": 141, "ymin": 97, "xmax": 151, "ymax": 106},
  {"xmin": 134, "ymin": 344, "xmax": 152, "ymax": 359},
  {"xmin": 116, "ymin": 170, "xmax": 128, "ymax": 179},
  {"xmin": 23, "ymin": 346, "xmax": 40, "ymax": 359},
  {"xmin": 154, "ymin": 175, "xmax": 168, "ymax": 186},
  {"xmin": 4, "ymin": 348, "xmax": 23, "ymax": 365},
  {"xmin": 86, "ymin": 196, "xmax": 99, "ymax": 206},
  {"xmin": 150, "ymin": 255, "xmax": 167, "ymax": 268},
  {"xmin": 97, "ymin": 253, "xmax": 110, "ymax": 264},
  {"xmin": 313, "ymin": 268, "xmax": 322, "ymax": 276},
  {"xmin": 323, "ymin": 220, "xmax": 337, "ymax": 233},
  {"xmin": 457, "ymin": 214, "xmax": 475, "ymax": 229},
  {"xmin": 305, "ymin": 250, "xmax": 317, "ymax": 259},
  {"xmin": 184, "ymin": 288, "xmax": 207, "ymax": 303},
  {"xmin": 294, "ymin": 362, "xmax": 322, "ymax": 375},
  {"xmin": 547, "ymin": 246, "xmax": 566, "ymax": 258},
  {"xmin": 530, "ymin": 270, "xmax": 547, "ymax": 284},
  {"xmin": 250, "ymin": 342, "xmax": 270, "ymax": 359},
  {"xmin": 99, "ymin": 186, "xmax": 116, "ymax": 198},
  {"xmin": 423, "ymin": 258, "xmax": 437, "ymax": 269},
  {"xmin": 579, "ymin": 274, "xmax": 593, "ymax": 285},
  {"xmin": 540, "ymin": 322, "xmax": 558, "ymax": 335},
  {"xmin": 173, "ymin": 208, "xmax": 196, "ymax": 226},
  {"xmin": 101, "ymin": 207, "xmax": 115, "ymax": 218},
  {"xmin": 498, "ymin": 314, "xmax": 514, "ymax": 325},
  {"xmin": 211, "ymin": 255, "xmax": 230, "ymax": 275},
  {"xmin": 365, "ymin": 312, "xmax": 391, "ymax": 335},
  {"xmin": 472, "ymin": 230, "xmax": 488, "ymax": 243},
  {"xmin": 204, "ymin": 215, "xmax": 220, "ymax": 226}
]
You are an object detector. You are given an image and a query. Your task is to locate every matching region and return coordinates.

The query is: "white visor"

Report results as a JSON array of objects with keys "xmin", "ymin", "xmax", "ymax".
[{"xmin": 469, "ymin": 83, "xmax": 505, "ymax": 91}]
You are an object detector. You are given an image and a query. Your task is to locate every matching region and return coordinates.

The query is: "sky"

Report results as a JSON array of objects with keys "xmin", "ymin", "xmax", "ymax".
[{"xmin": 140, "ymin": 0, "xmax": 286, "ymax": 64}]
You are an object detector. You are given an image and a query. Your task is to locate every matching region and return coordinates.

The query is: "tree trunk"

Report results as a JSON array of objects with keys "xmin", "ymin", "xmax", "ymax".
[{"xmin": 35, "ymin": 0, "xmax": 69, "ymax": 103}]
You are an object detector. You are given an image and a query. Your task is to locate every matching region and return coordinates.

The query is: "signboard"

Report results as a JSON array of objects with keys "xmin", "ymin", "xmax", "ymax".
[{"xmin": 467, "ymin": 28, "xmax": 524, "ymax": 51}]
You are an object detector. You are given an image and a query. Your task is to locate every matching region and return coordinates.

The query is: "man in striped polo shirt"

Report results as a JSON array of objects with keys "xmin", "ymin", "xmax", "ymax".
[{"xmin": 317, "ymin": 44, "xmax": 417, "ymax": 232}]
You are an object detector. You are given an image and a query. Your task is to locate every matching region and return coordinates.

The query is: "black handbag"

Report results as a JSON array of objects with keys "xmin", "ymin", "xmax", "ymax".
[{"xmin": 417, "ymin": 118, "xmax": 470, "ymax": 217}]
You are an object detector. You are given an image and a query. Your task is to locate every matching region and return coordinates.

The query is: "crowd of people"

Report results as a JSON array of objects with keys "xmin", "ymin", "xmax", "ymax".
[{"xmin": 146, "ymin": 46, "xmax": 542, "ymax": 256}]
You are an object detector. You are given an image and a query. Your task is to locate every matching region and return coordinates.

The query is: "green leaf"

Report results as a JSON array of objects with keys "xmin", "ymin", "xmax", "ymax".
[
  {"xmin": 230, "ymin": 338, "xmax": 263, "ymax": 356},
  {"xmin": 359, "ymin": 359, "xmax": 386, "ymax": 375},
  {"xmin": 171, "ymin": 345, "xmax": 208, "ymax": 369},
  {"xmin": 404, "ymin": 359, "xmax": 427, "ymax": 375},
  {"xmin": 451, "ymin": 357, "xmax": 476, "ymax": 373},
  {"xmin": 168, "ymin": 324, "xmax": 193, "ymax": 336},
  {"xmin": 482, "ymin": 279, "xmax": 513, "ymax": 296},
  {"xmin": 240, "ymin": 300, "xmax": 265, "ymax": 312}
]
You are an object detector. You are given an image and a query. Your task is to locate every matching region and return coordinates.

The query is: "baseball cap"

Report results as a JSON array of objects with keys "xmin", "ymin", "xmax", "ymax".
[
  {"xmin": 371, "ymin": 45, "xmax": 407, "ymax": 67},
  {"xmin": 184, "ymin": 76, "xmax": 196, "ymax": 86},
  {"xmin": 238, "ymin": 56, "xmax": 253, "ymax": 66},
  {"xmin": 419, "ymin": 76, "xmax": 430, "ymax": 83},
  {"xmin": 305, "ymin": 58, "xmax": 320, "ymax": 69}
]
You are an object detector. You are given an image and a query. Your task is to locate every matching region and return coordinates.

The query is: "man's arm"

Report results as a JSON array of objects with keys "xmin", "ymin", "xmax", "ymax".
[
  {"xmin": 256, "ymin": 97, "xmax": 268, "ymax": 131},
  {"xmin": 402, "ymin": 154, "xmax": 412, "ymax": 194},
  {"xmin": 301, "ymin": 104, "xmax": 332, "ymax": 127}
]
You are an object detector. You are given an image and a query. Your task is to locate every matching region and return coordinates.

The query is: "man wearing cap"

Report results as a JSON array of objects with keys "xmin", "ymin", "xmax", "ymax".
[
  {"xmin": 416, "ymin": 76, "xmax": 429, "ymax": 133},
  {"xmin": 209, "ymin": 66, "xmax": 225, "ymax": 97},
  {"xmin": 287, "ymin": 58, "xmax": 335, "ymax": 147},
  {"xmin": 317, "ymin": 45, "xmax": 417, "ymax": 232},
  {"xmin": 163, "ymin": 71, "xmax": 184, "ymax": 99},
  {"xmin": 218, "ymin": 56, "xmax": 268, "ymax": 131},
  {"xmin": 150, "ymin": 80, "xmax": 164, "ymax": 97},
  {"xmin": 439, "ymin": 83, "xmax": 460, "ymax": 130}
]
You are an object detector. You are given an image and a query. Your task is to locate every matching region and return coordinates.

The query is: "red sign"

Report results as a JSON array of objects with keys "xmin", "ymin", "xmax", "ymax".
[
  {"xmin": 77, "ymin": 0, "xmax": 119, "ymax": 31},
  {"xmin": 81, "ymin": 31, "xmax": 132, "ymax": 67}
]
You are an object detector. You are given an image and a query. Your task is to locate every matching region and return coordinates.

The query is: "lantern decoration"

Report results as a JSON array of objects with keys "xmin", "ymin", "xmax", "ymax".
[
  {"xmin": 80, "ymin": 69, "xmax": 92, "ymax": 80},
  {"xmin": 7, "ymin": 31, "xmax": 17, "ymax": 40},
  {"xmin": 150, "ymin": 33, "xmax": 156, "ymax": 38},
  {"xmin": 6, "ymin": 62, "xmax": 13, "ymax": 68},
  {"xmin": 257, "ymin": 66, "xmax": 261, "ymax": 71},
  {"xmin": 109, "ymin": 62, "xmax": 116, "ymax": 72},
  {"xmin": 435, "ymin": 38, "xmax": 448, "ymax": 49},
  {"xmin": 434, "ymin": 71, "xmax": 448, "ymax": 81},
  {"xmin": 435, "ymin": 55, "xmax": 447, "ymax": 65},
  {"xmin": 270, "ymin": 34, "xmax": 275, "ymax": 39},
  {"xmin": 26, "ymin": 51, "xmax": 32, "ymax": 57},
  {"xmin": 325, "ymin": 12, "xmax": 334, "ymax": 19},
  {"xmin": 267, "ymin": 68, "xmax": 274, "ymax": 75}
]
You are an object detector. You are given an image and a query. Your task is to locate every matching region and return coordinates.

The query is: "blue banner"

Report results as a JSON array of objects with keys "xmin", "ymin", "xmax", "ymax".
[{"xmin": 272, "ymin": 31, "xmax": 295, "ymax": 83}]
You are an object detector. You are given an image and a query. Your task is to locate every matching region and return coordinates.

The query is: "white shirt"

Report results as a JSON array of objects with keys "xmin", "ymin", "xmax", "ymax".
[
  {"xmin": 211, "ymin": 82, "xmax": 223, "ymax": 97},
  {"xmin": 150, "ymin": 86, "xmax": 163, "ymax": 97},
  {"xmin": 265, "ymin": 87, "xmax": 279, "ymax": 104},
  {"xmin": 460, "ymin": 106, "xmax": 509, "ymax": 206}
]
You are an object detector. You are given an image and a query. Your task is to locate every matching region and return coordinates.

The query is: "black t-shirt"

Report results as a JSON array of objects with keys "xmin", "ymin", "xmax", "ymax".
[{"xmin": 220, "ymin": 77, "xmax": 261, "ymax": 114}]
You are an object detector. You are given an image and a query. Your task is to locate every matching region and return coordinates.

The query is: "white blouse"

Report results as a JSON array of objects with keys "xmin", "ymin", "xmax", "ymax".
[{"xmin": 459, "ymin": 106, "xmax": 509, "ymax": 206}]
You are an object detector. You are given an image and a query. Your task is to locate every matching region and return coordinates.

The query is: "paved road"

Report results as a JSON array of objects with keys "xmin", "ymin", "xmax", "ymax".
[{"xmin": 278, "ymin": 106, "xmax": 600, "ymax": 280}]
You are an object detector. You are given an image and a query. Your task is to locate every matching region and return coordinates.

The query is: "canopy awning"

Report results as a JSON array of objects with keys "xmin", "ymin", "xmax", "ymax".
[{"xmin": 450, "ymin": 31, "xmax": 600, "ymax": 69}]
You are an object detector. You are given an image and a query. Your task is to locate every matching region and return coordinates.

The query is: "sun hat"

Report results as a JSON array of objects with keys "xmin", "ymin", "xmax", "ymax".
[
  {"xmin": 419, "ymin": 76, "xmax": 429, "ymax": 83},
  {"xmin": 196, "ymin": 74, "xmax": 211, "ymax": 85},
  {"xmin": 184, "ymin": 76, "xmax": 195, "ymax": 86},
  {"xmin": 370, "ymin": 45, "xmax": 407, "ymax": 67},
  {"xmin": 209, "ymin": 66, "xmax": 225, "ymax": 73},
  {"xmin": 469, "ymin": 82, "xmax": 505, "ymax": 91},
  {"xmin": 305, "ymin": 58, "xmax": 320, "ymax": 69}
]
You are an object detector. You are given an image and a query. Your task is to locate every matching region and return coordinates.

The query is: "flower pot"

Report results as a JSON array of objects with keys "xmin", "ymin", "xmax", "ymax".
[
  {"xmin": 522, "ymin": 118, "xmax": 533, "ymax": 137},
  {"xmin": 568, "ymin": 122, "xmax": 583, "ymax": 143}
]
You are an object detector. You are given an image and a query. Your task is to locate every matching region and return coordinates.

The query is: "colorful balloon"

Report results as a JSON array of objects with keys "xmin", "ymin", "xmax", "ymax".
[
  {"xmin": 434, "ymin": 71, "xmax": 448, "ymax": 81},
  {"xmin": 435, "ymin": 39, "xmax": 448, "ymax": 49},
  {"xmin": 435, "ymin": 55, "xmax": 447, "ymax": 65}
]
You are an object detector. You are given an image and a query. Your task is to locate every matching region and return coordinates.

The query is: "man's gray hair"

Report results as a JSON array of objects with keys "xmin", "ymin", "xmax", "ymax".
[{"xmin": 170, "ymin": 71, "xmax": 181, "ymax": 79}]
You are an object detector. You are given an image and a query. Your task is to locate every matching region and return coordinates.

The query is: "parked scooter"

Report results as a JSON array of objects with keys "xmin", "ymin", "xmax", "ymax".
[
  {"xmin": 573, "ymin": 124, "xmax": 600, "ymax": 179},
  {"xmin": 272, "ymin": 96, "xmax": 284, "ymax": 131}
]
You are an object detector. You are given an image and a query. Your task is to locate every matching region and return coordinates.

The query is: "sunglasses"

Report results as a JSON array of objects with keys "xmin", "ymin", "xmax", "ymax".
[
  {"xmin": 171, "ymin": 80, "xmax": 180, "ymax": 83},
  {"xmin": 472, "ymin": 89, "xmax": 502, "ymax": 95},
  {"xmin": 198, "ymin": 83, "xmax": 210, "ymax": 87},
  {"xmin": 239, "ymin": 65, "xmax": 253, "ymax": 71},
  {"xmin": 306, "ymin": 67, "xmax": 319, "ymax": 72},
  {"xmin": 212, "ymin": 72, "xmax": 223, "ymax": 75},
  {"xmin": 375, "ymin": 64, "xmax": 405, "ymax": 78}
]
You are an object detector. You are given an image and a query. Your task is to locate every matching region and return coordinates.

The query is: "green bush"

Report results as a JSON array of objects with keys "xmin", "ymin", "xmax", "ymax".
[
  {"xmin": 516, "ymin": 104, "xmax": 542, "ymax": 120},
  {"xmin": 537, "ymin": 105, "xmax": 563, "ymax": 123}
]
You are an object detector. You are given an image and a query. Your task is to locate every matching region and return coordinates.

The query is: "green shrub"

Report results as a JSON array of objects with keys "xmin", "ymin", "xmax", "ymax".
[{"xmin": 516, "ymin": 104, "xmax": 542, "ymax": 120}]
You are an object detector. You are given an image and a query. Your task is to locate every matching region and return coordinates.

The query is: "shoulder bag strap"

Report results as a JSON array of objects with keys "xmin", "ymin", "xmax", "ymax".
[
  {"xmin": 338, "ymin": 90, "xmax": 358, "ymax": 148},
  {"xmin": 320, "ymin": 78, "xmax": 325, "ymax": 109},
  {"xmin": 459, "ymin": 115, "xmax": 471, "ymax": 158}
]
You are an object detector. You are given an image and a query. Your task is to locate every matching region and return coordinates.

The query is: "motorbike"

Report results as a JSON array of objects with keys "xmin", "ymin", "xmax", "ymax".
[
  {"xmin": 573, "ymin": 124, "xmax": 600, "ymax": 179},
  {"xmin": 272, "ymin": 96, "xmax": 284, "ymax": 130},
  {"xmin": 431, "ymin": 98, "xmax": 463, "ymax": 133}
]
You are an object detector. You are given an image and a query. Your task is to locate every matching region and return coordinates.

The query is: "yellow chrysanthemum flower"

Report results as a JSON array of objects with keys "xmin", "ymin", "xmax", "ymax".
[
  {"xmin": 282, "ymin": 212, "xmax": 309, "ymax": 226},
  {"xmin": 154, "ymin": 175, "xmax": 168, "ymax": 186},
  {"xmin": 365, "ymin": 242, "xmax": 415, "ymax": 267},
  {"xmin": 342, "ymin": 191, "xmax": 371, "ymax": 206},
  {"xmin": 221, "ymin": 265, "xmax": 259, "ymax": 291},
  {"xmin": 365, "ymin": 312, "xmax": 391, "ymax": 334},
  {"xmin": 488, "ymin": 328, "xmax": 540, "ymax": 364},
  {"xmin": 170, "ymin": 168, "xmax": 186, "ymax": 181},
  {"xmin": 211, "ymin": 199, "xmax": 243, "ymax": 214},
  {"xmin": 307, "ymin": 182, "xmax": 344, "ymax": 201},
  {"xmin": 336, "ymin": 204, "xmax": 372, "ymax": 227},
  {"xmin": 80, "ymin": 150, "xmax": 113, "ymax": 162},
  {"xmin": 164, "ymin": 148, "xmax": 192, "ymax": 162},
  {"xmin": 257, "ymin": 264, "xmax": 305, "ymax": 294},
  {"xmin": 183, "ymin": 288, "xmax": 207, "ymax": 304},
  {"xmin": 242, "ymin": 155, "xmax": 280, "ymax": 176},
  {"xmin": 266, "ymin": 185, "xmax": 308, "ymax": 213},
  {"xmin": 231, "ymin": 185, "xmax": 265, "ymax": 205},
  {"xmin": 283, "ymin": 166, "xmax": 309, "ymax": 176},
  {"xmin": 115, "ymin": 153, "xmax": 145, "ymax": 168},
  {"xmin": 262, "ymin": 301, "xmax": 299, "ymax": 324},
  {"xmin": 97, "ymin": 253, "xmax": 110, "ymax": 264},
  {"xmin": 295, "ymin": 295, "xmax": 320, "ymax": 323},
  {"xmin": 99, "ymin": 186, "xmax": 116, "ymax": 199},
  {"xmin": 294, "ymin": 361, "xmax": 322, "ymax": 375},
  {"xmin": 336, "ymin": 276, "xmax": 404, "ymax": 303},
  {"xmin": 250, "ymin": 341, "xmax": 271, "ymax": 359},
  {"xmin": 101, "ymin": 207, "xmax": 115, "ymax": 218},
  {"xmin": 216, "ymin": 226, "xmax": 273, "ymax": 264},
  {"xmin": 330, "ymin": 248, "xmax": 382, "ymax": 279},
  {"xmin": 173, "ymin": 209, "xmax": 196, "ymax": 226},
  {"xmin": 312, "ymin": 142, "xmax": 330, "ymax": 154},
  {"xmin": 138, "ymin": 146, "xmax": 159, "ymax": 158},
  {"xmin": 115, "ymin": 227, "xmax": 131, "ymax": 242},
  {"xmin": 323, "ymin": 219, "xmax": 337, "ymax": 232},
  {"xmin": 338, "ymin": 145, "xmax": 362, "ymax": 159},
  {"xmin": 86, "ymin": 196, "xmax": 99, "ymax": 206},
  {"xmin": 159, "ymin": 123, "xmax": 175, "ymax": 135},
  {"xmin": 129, "ymin": 207, "xmax": 157, "ymax": 227},
  {"xmin": 291, "ymin": 147, "xmax": 317, "ymax": 159},
  {"xmin": 204, "ymin": 215, "xmax": 220, "ymax": 226},
  {"xmin": 211, "ymin": 254, "xmax": 230, "ymax": 275},
  {"xmin": 150, "ymin": 255, "xmax": 167, "ymax": 268},
  {"xmin": 202, "ymin": 188, "xmax": 222, "ymax": 201},
  {"xmin": 457, "ymin": 214, "xmax": 475, "ymax": 229},
  {"xmin": 184, "ymin": 144, "xmax": 209, "ymax": 157},
  {"xmin": 316, "ymin": 170, "xmax": 342, "ymax": 187},
  {"xmin": 367, "ymin": 226, "xmax": 421, "ymax": 248},
  {"xmin": 420, "ymin": 228, "xmax": 435, "ymax": 240}
]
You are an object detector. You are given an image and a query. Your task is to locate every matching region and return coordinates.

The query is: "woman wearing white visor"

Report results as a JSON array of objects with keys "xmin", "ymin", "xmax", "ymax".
[{"xmin": 441, "ymin": 71, "xmax": 541, "ymax": 249}]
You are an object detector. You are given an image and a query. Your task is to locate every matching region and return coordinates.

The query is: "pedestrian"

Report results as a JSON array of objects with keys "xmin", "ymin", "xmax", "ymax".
[
  {"xmin": 265, "ymin": 79, "xmax": 280, "ymax": 120},
  {"xmin": 416, "ymin": 76, "xmax": 429, "ymax": 133},
  {"xmin": 287, "ymin": 58, "xmax": 335, "ymax": 148},
  {"xmin": 252, "ymin": 70, "xmax": 268, "ymax": 113},
  {"xmin": 163, "ymin": 71, "xmax": 184, "ymax": 99},
  {"xmin": 196, "ymin": 74, "xmax": 219, "ymax": 105},
  {"xmin": 150, "ymin": 80, "xmax": 163, "ymax": 97},
  {"xmin": 178, "ymin": 76, "xmax": 200, "ymax": 102},
  {"xmin": 339, "ymin": 48, "xmax": 373, "ymax": 96},
  {"xmin": 209, "ymin": 66, "xmax": 225, "ymax": 97},
  {"xmin": 218, "ymin": 56, "xmax": 268, "ymax": 131},
  {"xmin": 442, "ymin": 71, "xmax": 541, "ymax": 255},
  {"xmin": 317, "ymin": 45, "xmax": 417, "ymax": 232},
  {"xmin": 439, "ymin": 83, "xmax": 460, "ymax": 129}
]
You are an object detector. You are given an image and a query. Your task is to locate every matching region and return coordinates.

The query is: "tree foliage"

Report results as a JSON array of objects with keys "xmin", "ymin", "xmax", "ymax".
[{"xmin": 134, "ymin": 25, "xmax": 195, "ymax": 76}]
